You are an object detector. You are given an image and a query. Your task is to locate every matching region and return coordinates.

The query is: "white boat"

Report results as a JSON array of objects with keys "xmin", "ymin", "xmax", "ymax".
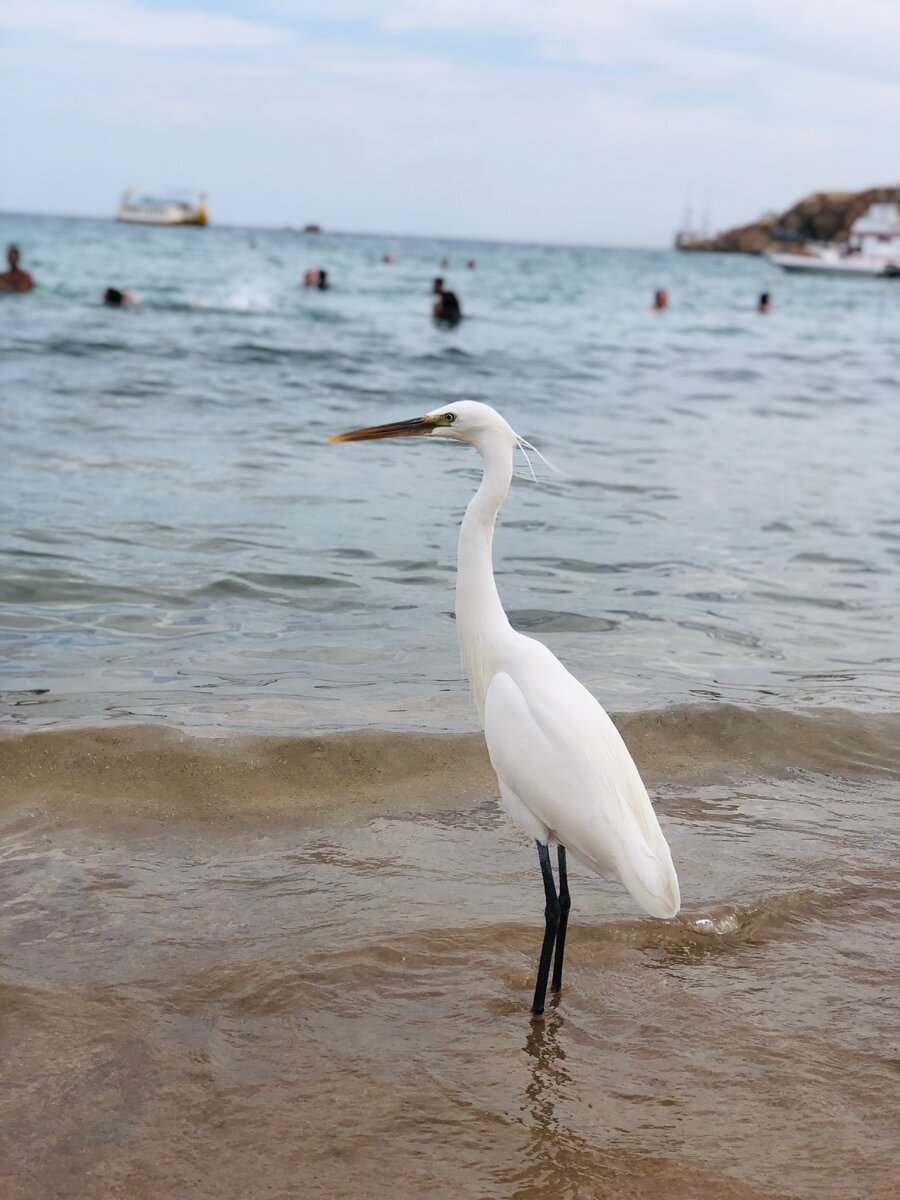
[
  {"xmin": 768, "ymin": 200, "xmax": 900, "ymax": 278},
  {"xmin": 767, "ymin": 249, "xmax": 900, "ymax": 277},
  {"xmin": 116, "ymin": 190, "xmax": 208, "ymax": 226}
]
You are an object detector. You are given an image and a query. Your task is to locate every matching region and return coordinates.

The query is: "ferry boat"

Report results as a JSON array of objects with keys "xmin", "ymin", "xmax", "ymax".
[
  {"xmin": 767, "ymin": 201, "xmax": 900, "ymax": 278},
  {"xmin": 116, "ymin": 190, "xmax": 208, "ymax": 226}
]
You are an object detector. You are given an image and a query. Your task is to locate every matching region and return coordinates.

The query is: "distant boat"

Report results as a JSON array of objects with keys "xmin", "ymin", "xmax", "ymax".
[
  {"xmin": 116, "ymin": 190, "xmax": 208, "ymax": 226},
  {"xmin": 767, "ymin": 200, "xmax": 900, "ymax": 278},
  {"xmin": 673, "ymin": 195, "xmax": 711, "ymax": 249},
  {"xmin": 674, "ymin": 201, "xmax": 700, "ymax": 250},
  {"xmin": 766, "ymin": 249, "xmax": 900, "ymax": 277}
]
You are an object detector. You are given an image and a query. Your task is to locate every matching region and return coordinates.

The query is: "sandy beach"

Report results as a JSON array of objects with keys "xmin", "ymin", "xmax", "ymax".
[{"xmin": 2, "ymin": 710, "xmax": 898, "ymax": 1199}]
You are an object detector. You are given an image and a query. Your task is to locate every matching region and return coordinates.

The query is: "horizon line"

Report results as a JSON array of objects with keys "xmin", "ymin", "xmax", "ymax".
[{"xmin": 0, "ymin": 206, "xmax": 675, "ymax": 255}]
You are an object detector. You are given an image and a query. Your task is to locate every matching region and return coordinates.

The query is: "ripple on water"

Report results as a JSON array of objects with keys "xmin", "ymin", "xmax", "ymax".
[
  {"xmin": 0, "ymin": 756, "xmax": 897, "ymax": 1200},
  {"xmin": 3, "ymin": 219, "xmax": 900, "ymax": 720},
  {"xmin": 507, "ymin": 609, "xmax": 619, "ymax": 633}
]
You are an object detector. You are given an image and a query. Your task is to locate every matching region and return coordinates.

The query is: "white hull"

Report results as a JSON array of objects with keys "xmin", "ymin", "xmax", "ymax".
[
  {"xmin": 767, "ymin": 252, "xmax": 900, "ymax": 278},
  {"xmin": 117, "ymin": 211, "xmax": 192, "ymax": 226},
  {"xmin": 115, "ymin": 194, "xmax": 207, "ymax": 226}
]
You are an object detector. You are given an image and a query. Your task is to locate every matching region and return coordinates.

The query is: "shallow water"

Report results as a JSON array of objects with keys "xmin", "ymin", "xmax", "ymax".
[
  {"xmin": 1, "ymin": 718, "xmax": 899, "ymax": 1200},
  {"xmin": 3, "ymin": 215, "xmax": 900, "ymax": 729},
  {"xmin": 1, "ymin": 215, "xmax": 899, "ymax": 1199}
]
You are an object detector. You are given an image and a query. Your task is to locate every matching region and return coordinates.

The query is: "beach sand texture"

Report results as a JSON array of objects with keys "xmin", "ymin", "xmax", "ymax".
[{"xmin": 1, "ymin": 712, "xmax": 898, "ymax": 1200}]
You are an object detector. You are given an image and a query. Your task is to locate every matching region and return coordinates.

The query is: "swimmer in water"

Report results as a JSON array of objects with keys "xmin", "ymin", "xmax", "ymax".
[
  {"xmin": 432, "ymin": 277, "xmax": 462, "ymax": 324},
  {"xmin": 652, "ymin": 289, "xmax": 668, "ymax": 310},
  {"xmin": 103, "ymin": 287, "xmax": 134, "ymax": 307},
  {"xmin": 0, "ymin": 245, "xmax": 34, "ymax": 292},
  {"xmin": 758, "ymin": 292, "xmax": 770, "ymax": 314}
]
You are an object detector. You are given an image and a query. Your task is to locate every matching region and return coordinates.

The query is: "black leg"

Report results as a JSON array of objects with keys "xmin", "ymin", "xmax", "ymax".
[
  {"xmin": 551, "ymin": 845, "xmax": 571, "ymax": 994},
  {"xmin": 531, "ymin": 841, "xmax": 560, "ymax": 1016}
]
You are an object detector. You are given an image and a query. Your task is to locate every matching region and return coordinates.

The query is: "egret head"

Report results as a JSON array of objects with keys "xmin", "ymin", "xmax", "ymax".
[{"xmin": 329, "ymin": 400, "xmax": 519, "ymax": 450}]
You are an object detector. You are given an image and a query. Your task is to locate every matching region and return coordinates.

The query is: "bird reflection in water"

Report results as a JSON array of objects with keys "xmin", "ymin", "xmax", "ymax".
[
  {"xmin": 501, "ymin": 1011, "xmax": 588, "ymax": 1199},
  {"xmin": 524, "ymin": 1008, "xmax": 569, "ymax": 1129}
]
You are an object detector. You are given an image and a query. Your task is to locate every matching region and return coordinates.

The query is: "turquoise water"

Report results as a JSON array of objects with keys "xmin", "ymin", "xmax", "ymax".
[{"xmin": 2, "ymin": 213, "xmax": 899, "ymax": 731}]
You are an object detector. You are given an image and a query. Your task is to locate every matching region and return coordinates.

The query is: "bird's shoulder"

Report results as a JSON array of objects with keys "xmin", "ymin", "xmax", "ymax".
[
  {"xmin": 501, "ymin": 628, "xmax": 589, "ymax": 686},
  {"xmin": 495, "ymin": 631, "xmax": 613, "ymax": 736}
]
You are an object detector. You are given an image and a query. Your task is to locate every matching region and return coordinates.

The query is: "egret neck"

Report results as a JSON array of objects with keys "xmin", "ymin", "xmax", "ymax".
[{"xmin": 456, "ymin": 431, "xmax": 515, "ymax": 720}]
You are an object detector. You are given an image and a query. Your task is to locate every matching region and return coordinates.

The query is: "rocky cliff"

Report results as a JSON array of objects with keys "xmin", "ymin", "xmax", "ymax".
[{"xmin": 678, "ymin": 186, "xmax": 900, "ymax": 254}]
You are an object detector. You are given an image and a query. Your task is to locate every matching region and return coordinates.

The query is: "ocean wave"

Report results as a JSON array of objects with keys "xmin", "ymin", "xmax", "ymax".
[
  {"xmin": 505, "ymin": 608, "xmax": 619, "ymax": 633},
  {"xmin": 315, "ymin": 889, "xmax": 844, "ymax": 976},
  {"xmin": 212, "ymin": 341, "xmax": 349, "ymax": 364},
  {"xmin": 1, "ymin": 705, "xmax": 897, "ymax": 824}
]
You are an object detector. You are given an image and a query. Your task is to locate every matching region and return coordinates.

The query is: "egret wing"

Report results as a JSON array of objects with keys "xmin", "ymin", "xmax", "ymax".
[{"xmin": 484, "ymin": 649, "xmax": 679, "ymax": 919}]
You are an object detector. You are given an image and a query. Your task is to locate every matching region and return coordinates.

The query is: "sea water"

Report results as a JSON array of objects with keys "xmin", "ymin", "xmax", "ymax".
[
  {"xmin": 3, "ymin": 214, "xmax": 899, "ymax": 730},
  {"xmin": 1, "ymin": 213, "xmax": 898, "ymax": 1199}
]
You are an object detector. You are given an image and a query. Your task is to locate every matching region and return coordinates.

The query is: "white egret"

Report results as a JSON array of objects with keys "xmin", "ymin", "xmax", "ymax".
[{"xmin": 330, "ymin": 401, "xmax": 680, "ymax": 1014}]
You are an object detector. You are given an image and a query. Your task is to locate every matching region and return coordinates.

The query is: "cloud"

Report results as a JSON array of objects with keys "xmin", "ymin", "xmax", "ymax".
[
  {"xmin": 0, "ymin": 0, "xmax": 280, "ymax": 50},
  {"xmin": 1, "ymin": 0, "xmax": 898, "ymax": 242}
]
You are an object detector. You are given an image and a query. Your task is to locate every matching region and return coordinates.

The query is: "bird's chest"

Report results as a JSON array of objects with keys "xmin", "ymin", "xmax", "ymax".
[{"xmin": 457, "ymin": 626, "xmax": 508, "ymax": 722}]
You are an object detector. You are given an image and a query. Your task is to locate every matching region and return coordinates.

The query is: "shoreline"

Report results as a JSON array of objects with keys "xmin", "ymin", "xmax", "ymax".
[{"xmin": 2, "ymin": 702, "xmax": 897, "ymax": 831}]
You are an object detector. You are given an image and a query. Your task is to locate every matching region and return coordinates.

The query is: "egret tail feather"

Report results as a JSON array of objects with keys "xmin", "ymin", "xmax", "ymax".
[{"xmin": 616, "ymin": 848, "xmax": 680, "ymax": 919}]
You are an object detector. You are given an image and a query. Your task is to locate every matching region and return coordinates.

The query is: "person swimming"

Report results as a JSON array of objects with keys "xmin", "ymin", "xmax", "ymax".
[
  {"xmin": 103, "ymin": 287, "xmax": 134, "ymax": 307},
  {"xmin": 0, "ymin": 245, "xmax": 34, "ymax": 292},
  {"xmin": 432, "ymin": 277, "xmax": 462, "ymax": 323},
  {"xmin": 758, "ymin": 292, "xmax": 770, "ymax": 314},
  {"xmin": 652, "ymin": 288, "xmax": 668, "ymax": 310}
]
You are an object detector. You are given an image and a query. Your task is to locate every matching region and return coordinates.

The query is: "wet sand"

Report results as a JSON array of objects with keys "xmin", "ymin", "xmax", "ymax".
[{"xmin": 2, "ymin": 711, "xmax": 898, "ymax": 1199}]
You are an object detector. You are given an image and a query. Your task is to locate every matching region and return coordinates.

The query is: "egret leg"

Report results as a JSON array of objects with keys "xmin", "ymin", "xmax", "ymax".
[
  {"xmin": 531, "ymin": 841, "xmax": 560, "ymax": 1017},
  {"xmin": 550, "ymin": 845, "xmax": 571, "ymax": 994}
]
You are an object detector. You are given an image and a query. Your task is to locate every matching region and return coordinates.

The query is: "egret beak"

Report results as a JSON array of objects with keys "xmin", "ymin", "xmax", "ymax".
[{"xmin": 328, "ymin": 415, "xmax": 437, "ymax": 443}]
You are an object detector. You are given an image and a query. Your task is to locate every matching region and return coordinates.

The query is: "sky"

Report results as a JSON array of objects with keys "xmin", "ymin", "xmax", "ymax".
[{"xmin": 1, "ymin": 0, "xmax": 899, "ymax": 245}]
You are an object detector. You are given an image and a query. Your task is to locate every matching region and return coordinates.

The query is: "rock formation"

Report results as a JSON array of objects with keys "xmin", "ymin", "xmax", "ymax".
[{"xmin": 678, "ymin": 186, "xmax": 900, "ymax": 254}]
